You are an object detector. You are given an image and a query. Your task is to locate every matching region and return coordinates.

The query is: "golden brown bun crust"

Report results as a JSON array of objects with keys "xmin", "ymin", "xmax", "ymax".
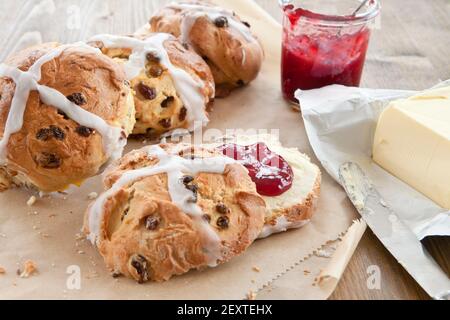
[
  {"xmin": 85, "ymin": 143, "xmax": 266, "ymax": 282},
  {"xmin": 0, "ymin": 43, "xmax": 135, "ymax": 192},
  {"xmin": 265, "ymin": 173, "xmax": 321, "ymax": 227},
  {"xmin": 150, "ymin": 1, "xmax": 264, "ymax": 97},
  {"xmin": 93, "ymin": 34, "xmax": 214, "ymax": 137}
]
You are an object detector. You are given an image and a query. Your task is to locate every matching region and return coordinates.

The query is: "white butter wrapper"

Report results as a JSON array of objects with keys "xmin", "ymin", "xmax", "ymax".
[{"xmin": 296, "ymin": 80, "xmax": 450, "ymax": 239}]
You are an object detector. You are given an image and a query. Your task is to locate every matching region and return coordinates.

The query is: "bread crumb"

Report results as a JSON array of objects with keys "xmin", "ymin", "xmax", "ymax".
[
  {"xmin": 77, "ymin": 250, "xmax": 85, "ymax": 255},
  {"xmin": 27, "ymin": 196, "xmax": 37, "ymax": 206},
  {"xmin": 317, "ymin": 274, "xmax": 331, "ymax": 285},
  {"xmin": 303, "ymin": 269, "xmax": 311, "ymax": 275},
  {"xmin": 19, "ymin": 260, "xmax": 37, "ymax": 278},
  {"xmin": 0, "ymin": 266, "xmax": 6, "ymax": 274},
  {"xmin": 246, "ymin": 290, "xmax": 257, "ymax": 300},
  {"xmin": 86, "ymin": 270, "xmax": 99, "ymax": 279},
  {"xmin": 252, "ymin": 266, "xmax": 261, "ymax": 272},
  {"xmin": 75, "ymin": 233, "xmax": 85, "ymax": 240},
  {"xmin": 88, "ymin": 192, "xmax": 98, "ymax": 200}
]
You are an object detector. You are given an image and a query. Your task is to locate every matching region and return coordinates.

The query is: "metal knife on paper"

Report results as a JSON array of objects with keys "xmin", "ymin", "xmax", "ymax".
[{"xmin": 339, "ymin": 162, "xmax": 450, "ymax": 300}]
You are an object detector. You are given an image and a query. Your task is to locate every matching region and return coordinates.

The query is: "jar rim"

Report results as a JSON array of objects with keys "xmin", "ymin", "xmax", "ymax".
[{"xmin": 282, "ymin": 0, "xmax": 381, "ymax": 27}]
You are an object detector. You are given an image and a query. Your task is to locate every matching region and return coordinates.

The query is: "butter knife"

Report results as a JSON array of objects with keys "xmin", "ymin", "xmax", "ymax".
[{"xmin": 339, "ymin": 162, "xmax": 450, "ymax": 300}]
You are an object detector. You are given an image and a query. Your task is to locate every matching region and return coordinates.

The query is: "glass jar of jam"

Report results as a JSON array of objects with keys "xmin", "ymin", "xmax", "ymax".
[{"xmin": 280, "ymin": 0, "xmax": 380, "ymax": 104}]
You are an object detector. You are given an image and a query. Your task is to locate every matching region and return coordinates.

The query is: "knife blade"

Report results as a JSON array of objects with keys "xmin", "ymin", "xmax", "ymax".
[{"xmin": 339, "ymin": 162, "xmax": 450, "ymax": 300}]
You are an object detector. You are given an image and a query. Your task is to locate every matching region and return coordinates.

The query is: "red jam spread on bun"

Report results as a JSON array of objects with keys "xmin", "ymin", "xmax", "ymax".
[{"xmin": 218, "ymin": 143, "xmax": 293, "ymax": 196}]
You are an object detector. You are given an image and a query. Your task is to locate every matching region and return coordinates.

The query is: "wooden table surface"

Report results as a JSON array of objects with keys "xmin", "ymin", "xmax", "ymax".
[{"xmin": 0, "ymin": 0, "xmax": 448, "ymax": 300}]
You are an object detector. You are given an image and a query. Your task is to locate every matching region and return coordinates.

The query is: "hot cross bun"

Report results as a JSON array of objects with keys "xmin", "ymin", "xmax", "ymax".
[
  {"xmin": 83, "ymin": 143, "xmax": 266, "ymax": 282},
  {"xmin": 150, "ymin": 1, "xmax": 264, "ymax": 97},
  {"xmin": 0, "ymin": 42, "xmax": 135, "ymax": 192}
]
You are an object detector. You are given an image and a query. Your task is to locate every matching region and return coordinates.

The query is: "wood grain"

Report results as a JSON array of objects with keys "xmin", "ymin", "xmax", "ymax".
[{"xmin": 0, "ymin": 0, "xmax": 448, "ymax": 300}]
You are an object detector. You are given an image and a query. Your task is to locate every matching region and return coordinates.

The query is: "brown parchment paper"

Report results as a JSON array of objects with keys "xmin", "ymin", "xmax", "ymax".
[{"xmin": 0, "ymin": 0, "xmax": 362, "ymax": 299}]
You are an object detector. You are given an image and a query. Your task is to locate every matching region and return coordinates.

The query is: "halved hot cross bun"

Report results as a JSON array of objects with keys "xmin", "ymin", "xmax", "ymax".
[
  {"xmin": 89, "ymin": 33, "xmax": 215, "ymax": 139},
  {"xmin": 83, "ymin": 143, "xmax": 266, "ymax": 283}
]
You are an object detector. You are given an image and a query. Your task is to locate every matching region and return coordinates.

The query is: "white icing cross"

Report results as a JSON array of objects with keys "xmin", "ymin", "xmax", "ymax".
[
  {"xmin": 87, "ymin": 145, "xmax": 235, "ymax": 267},
  {"xmin": 88, "ymin": 33, "xmax": 209, "ymax": 132},
  {"xmin": 168, "ymin": 2, "xmax": 256, "ymax": 44},
  {"xmin": 0, "ymin": 42, "xmax": 126, "ymax": 164}
]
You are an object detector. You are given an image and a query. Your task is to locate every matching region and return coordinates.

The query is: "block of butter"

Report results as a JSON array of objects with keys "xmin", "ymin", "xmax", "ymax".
[{"xmin": 373, "ymin": 85, "xmax": 450, "ymax": 209}]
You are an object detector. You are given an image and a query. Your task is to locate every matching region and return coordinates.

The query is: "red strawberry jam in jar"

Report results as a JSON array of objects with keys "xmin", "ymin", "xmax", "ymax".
[
  {"xmin": 217, "ymin": 143, "xmax": 293, "ymax": 197},
  {"xmin": 280, "ymin": 0, "xmax": 380, "ymax": 103}
]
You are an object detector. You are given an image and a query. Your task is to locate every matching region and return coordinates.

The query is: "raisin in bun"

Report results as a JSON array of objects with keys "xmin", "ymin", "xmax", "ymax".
[
  {"xmin": 149, "ymin": 1, "xmax": 264, "ymax": 97},
  {"xmin": 88, "ymin": 33, "xmax": 214, "ymax": 138},
  {"xmin": 0, "ymin": 42, "xmax": 135, "ymax": 192},
  {"xmin": 83, "ymin": 143, "xmax": 266, "ymax": 282}
]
